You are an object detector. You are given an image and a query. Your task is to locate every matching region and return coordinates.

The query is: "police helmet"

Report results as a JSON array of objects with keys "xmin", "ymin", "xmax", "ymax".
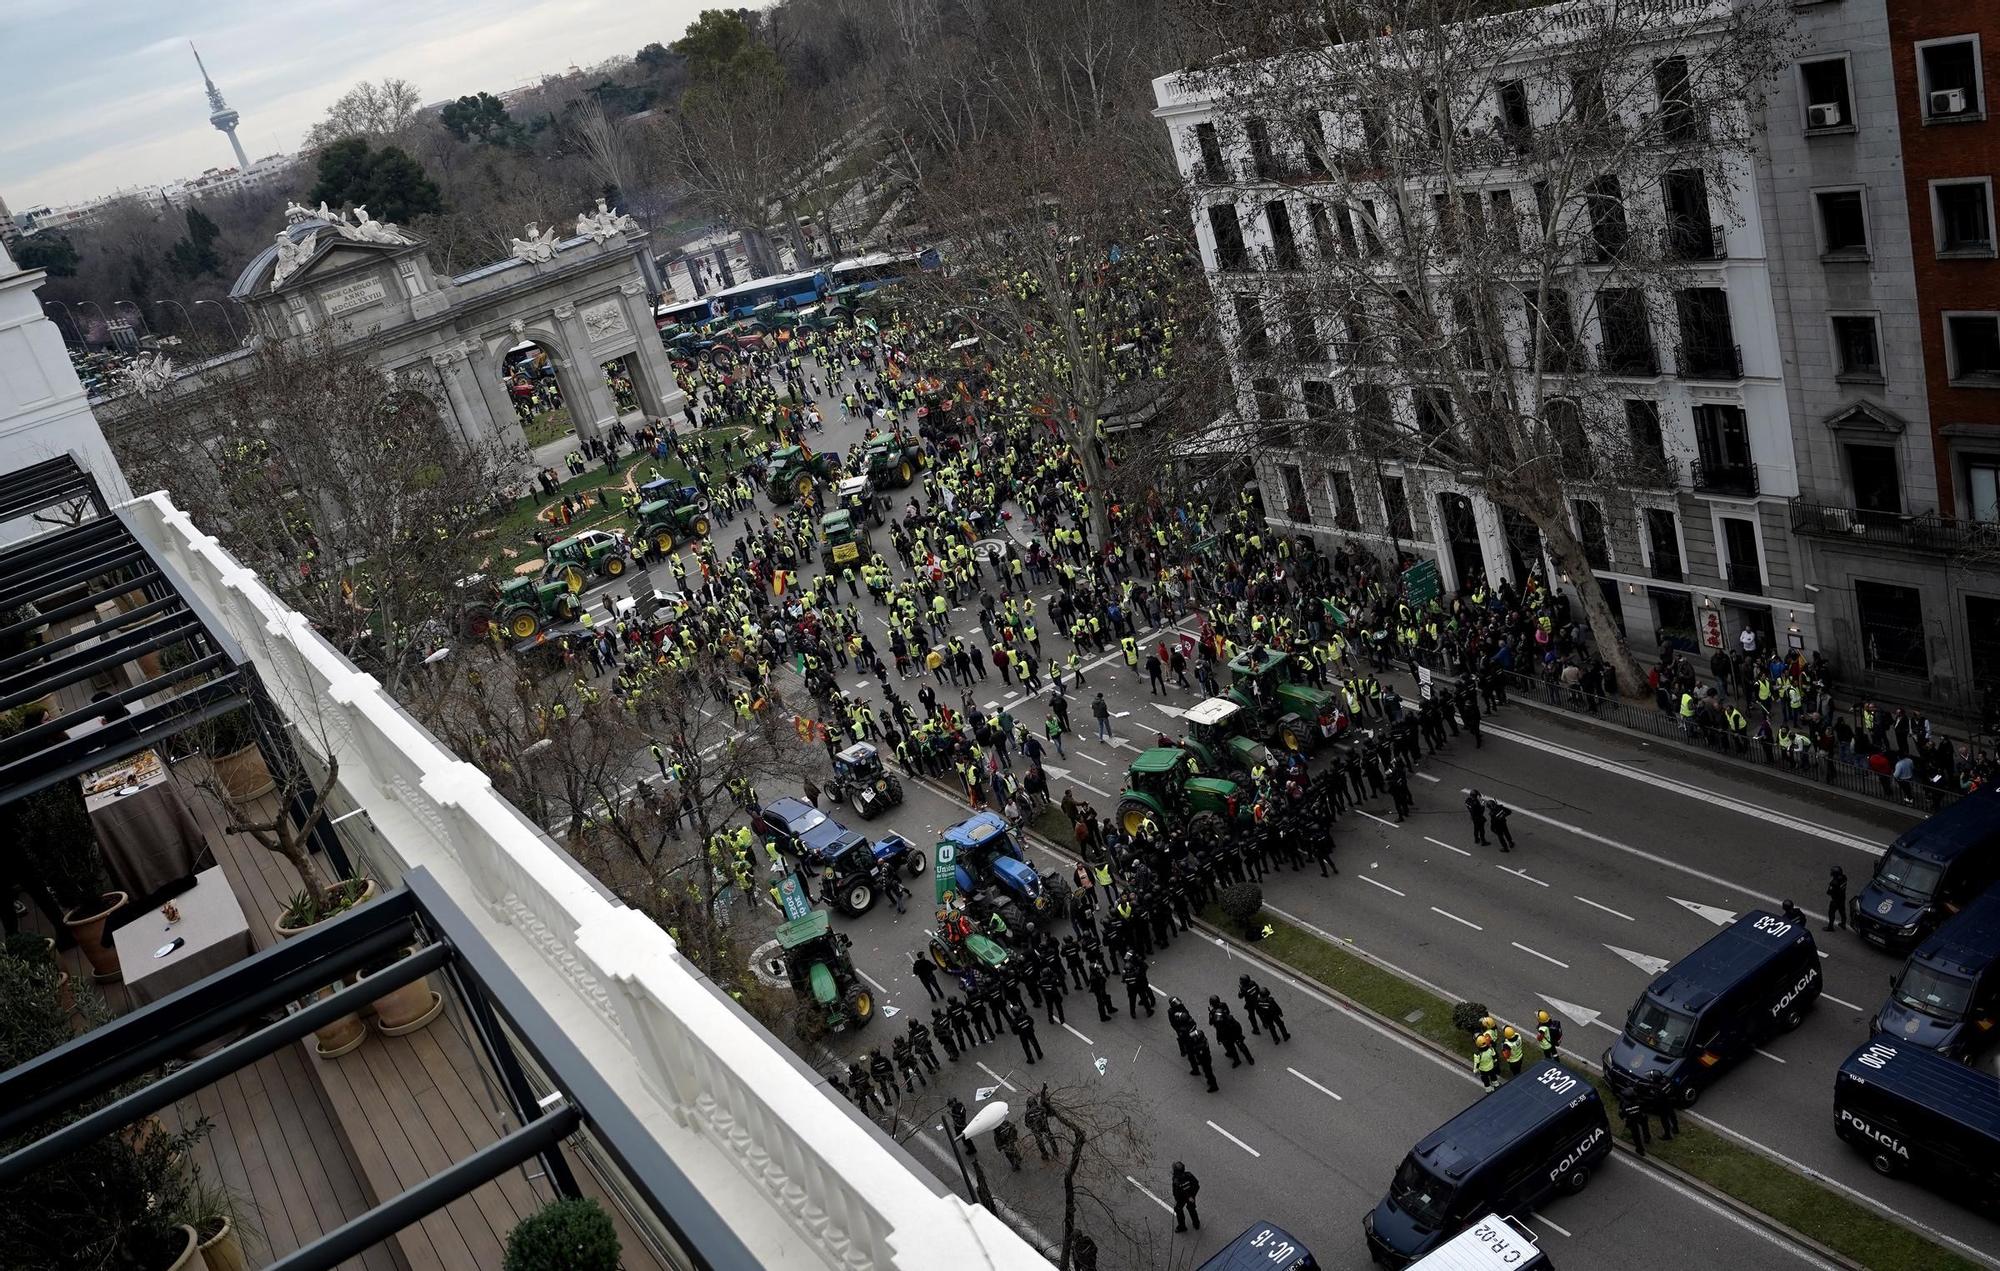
[
  {"xmin": 1480, "ymin": 1015, "xmax": 1496, "ymax": 1030},
  {"xmin": 1476, "ymin": 1033, "xmax": 1492, "ymax": 1048},
  {"xmin": 1502, "ymin": 1025, "xmax": 1518, "ymax": 1040},
  {"xmin": 1537, "ymin": 1009, "xmax": 1550, "ymax": 1024},
  {"xmin": 1209, "ymin": 994, "xmax": 1223, "ymax": 1007}
]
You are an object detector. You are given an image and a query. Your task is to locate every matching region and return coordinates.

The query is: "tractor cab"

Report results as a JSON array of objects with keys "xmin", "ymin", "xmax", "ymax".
[
  {"xmin": 835, "ymin": 474, "xmax": 878, "ymax": 524},
  {"xmin": 833, "ymin": 741, "xmax": 886, "ymax": 784},
  {"xmin": 819, "ymin": 509, "xmax": 868, "ymax": 572},
  {"xmin": 775, "ymin": 909, "xmax": 874, "ymax": 1032},
  {"xmin": 1227, "ymin": 646, "xmax": 1341, "ymax": 753},
  {"xmin": 864, "ymin": 434, "xmax": 923, "ymax": 488},
  {"xmin": 1182, "ymin": 696, "xmax": 1267, "ymax": 775},
  {"xmin": 939, "ymin": 811, "xmax": 1022, "ymax": 895},
  {"xmin": 633, "ymin": 496, "xmax": 712, "ymax": 555},
  {"xmin": 541, "ymin": 530, "xmax": 629, "ymax": 591},
  {"xmin": 1115, "ymin": 747, "xmax": 1250, "ymax": 844},
  {"xmin": 828, "ymin": 741, "xmax": 905, "ymax": 818},
  {"xmin": 936, "ymin": 811, "xmax": 1071, "ymax": 934},
  {"xmin": 766, "ymin": 445, "xmax": 830, "ymax": 503},
  {"xmin": 495, "ymin": 577, "xmax": 579, "ymax": 641}
]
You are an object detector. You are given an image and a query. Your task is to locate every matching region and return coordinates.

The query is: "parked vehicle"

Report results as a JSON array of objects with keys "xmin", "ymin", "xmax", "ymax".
[
  {"xmin": 1834, "ymin": 1034, "xmax": 2000, "ymax": 1208},
  {"xmin": 541, "ymin": 529, "xmax": 630, "ymax": 590},
  {"xmin": 934, "ymin": 811, "xmax": 1069, "ymax": 935},
  {"xmin": 818, "ymin": 509, "xmax": 868, "ymax": 573},
  {"xmin": 775, "ymin": 909, "xmax": 874, "ymax": 1031},
  {"xmin": 1604, "ymin": 910, "xmax": 1820, "ymax": 1107},
  {"xmin": 462, "ymin": 577, "xmax": 580, "ymax": 642},
  {"xmin": 1197, "ymin": 1222, "xmax": 1319, "ymax": 1271},
  {"xmin": 1364, "ymin": 1062, "xmax": 1607, "ymax": 1266},
  {"xmin": 1873, "ymin": 881, "xmax": 2000, "ymax": 1059},
  {"xmin": 1225, "ymin": 648, "xmax": 1343, "ymax": 753},
  {"xmin": 1851, "ymin": 791, "xmax": 2000, "ymax": 952},
  {"xmin": 825, "ymin": 742, "xmax": 904, "ymax": 819},
  {"xmin": 1113, "ymin": 746, "xmax": 1252, "ymax": 842},
  {"xmin": 1406, "ymin": 1215, "xmax": 1550, "ymax": 1271}
]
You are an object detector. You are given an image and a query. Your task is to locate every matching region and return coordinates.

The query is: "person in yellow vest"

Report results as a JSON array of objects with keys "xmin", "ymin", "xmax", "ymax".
[
  {"xmin": 1473, "ymin": 1033, "xmax": 1499, "ymax": 1088},
  {"xmin": 1120, "ymin": 635, "xmax": 1139, "ymax": 676},
  {"xmin": 1499, "ymin": 1026, "xmax": 1526, "ymax": 1078}
]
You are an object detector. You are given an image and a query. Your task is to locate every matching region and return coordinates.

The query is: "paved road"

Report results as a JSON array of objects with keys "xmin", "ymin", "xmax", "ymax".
[
  {"xmin": 809, "ymin": 772, "xmax": 1839, "ymax": 1271},
  {"xmin": 567, "ymin": 344, "xmax": 1999, "ymax": 1265}
]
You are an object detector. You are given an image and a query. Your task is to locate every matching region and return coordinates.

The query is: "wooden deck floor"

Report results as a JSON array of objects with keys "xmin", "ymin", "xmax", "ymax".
[{"xmin": 30, "ymin": 768, "xmax": 666, "ymax": 1270}]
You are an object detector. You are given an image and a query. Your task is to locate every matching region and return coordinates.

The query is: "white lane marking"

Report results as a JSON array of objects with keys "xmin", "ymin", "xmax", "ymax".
[
  {"xmin": 1528, "ymin": 1214, "xmax": 1571, "ymax": 1238},
  {"xmin": 1356, "ymin": 810, "xmax": 1401, "ymax": 829},
  {"xmin": 1821, "ymin": 993, "xmax": 1866, "ymax": 1013},
  {"xmin": 1207, "ymin": 1120, "xmax": 1262, "ymax": 1157},
  {"xmin": 1414, "ymin": 771, "xmax": 1441, "ymax": 783},
  {"xmin": 1469, "ymin": 790, "xmax": 1785, "ymax": 907},
  {"xmin": 1062, "ymin": 1022, "xmax": 1096, "ymax": 1045},
  {"xmin": 1672, "ymin": 897, "xmax": 1737, "ymax": 927},
  {"xmin": 1359, "ymin": 875, "xmax": 1406, "ymax": 897},
  {"xmin": 1424, "ymin": 836, "xmax": 1474, "ymax": 857},
  {"xmin": 1288, "ymin": 1067, "xmax": 1343, "ymax": 1100},
  {"xmin": 1754, "ymin": 1048, "xmax": 1788, "ymax": 1064},
  {"xmin": 1511, "ymin": 941, "xmax": 1570, "ymax": 969},
  {"xmin": 1540, "ymin": 995, "xmax": 1603, "ymax": 1031},
  {"xmin": 1078, "ymin": 751, "xmax": 1109, "ymax": 765},
  {"xmin": 1127, "ymin": 1176, "xmax": 1174, "ymax": 1214},
  {"xmin": 1575, "ymin": 894, "xmax": 1636, "ymax": 922},
  {"xmin": 1605, "ymin": 944, "xmax": 1673, "ymax": 976},
  {"xmin": 856, "ymin": 970, "xmax": 891, "ymax": 995},
  {"xmin": 1431, "ymin": 906, "xmax": 1483, "ymax": 931},
  {"xmin": 1481, "ymin": 723, "xmax": 1888, "ymax": 856},
  {"xmin": 1606, "ymin": 1155, "xmax": 1844, "ymax": 1270},
  {"xmin": 976, "ymin": 1061, "xmax": 1018, "ymax": 1092},
  {"xmin": 1497, "ymin": 865, "xmax": 1550, "ymax": 888}
]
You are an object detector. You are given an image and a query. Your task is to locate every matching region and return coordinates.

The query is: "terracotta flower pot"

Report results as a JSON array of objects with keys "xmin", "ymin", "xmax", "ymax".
[
  {"xmin": 163, "ymin": 1223, "xmax": 211, "ymax": 1271},
  {"xmin": 63, "ymin": 890, "xmax": 128, "ymax": 981},
  {"xmin": 274, "ymin": 880, "xmax": 378, "ymax": 1059},
  {"xmin": 212, "ymin": 744, "xmax": 275, "ymax": 803},
  {"xmin": 197, "ymin": 1216, "xmax": 246, "ymax": 1271},
  {"xmin": 364, "ymin": 952, "xmax": 443, "ymax": 1035}
]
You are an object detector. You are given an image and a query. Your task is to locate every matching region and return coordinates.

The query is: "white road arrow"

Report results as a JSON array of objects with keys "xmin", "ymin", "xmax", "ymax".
[
  {"xmin": 1605, "ymin": 944, "xmax": 1673, "ymax": 977},
  {"xmin": 1539, "ymin": 995, "xmax": 1611, "ymax": 1033},
  {"xmin": 1153, "ymin": 702, "xmax": 1189, "ymax": 719},
  {"xmin": 1672, "ymin": 897, "xmax": 1737, "ymax": 927}
]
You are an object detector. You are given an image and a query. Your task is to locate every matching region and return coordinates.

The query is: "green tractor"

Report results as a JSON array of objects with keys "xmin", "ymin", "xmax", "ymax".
[
  {"xmin": 540, "ymin": 529, "xmax": 631, "ymax": 592},
  {"xmin": 1179, "ymin": 696, "xmax": 1270, "ymax": 778},
  {"xmin": 863, "ymin": 434, "xmax": 924, "ymax": 488},
  {"xmin": 1113, "ymin": 746, "xmax": 1254, "ymax": 845},
  {"xmin": 819, "ymin": 509, "xmax": 869, "ymax": 573},
  {"xmin": 774, "ymin": 909, "xmax": 876, "ymax": 1033},
  {"xmin": 632, "ymin": 497, "xmax": 711, "ymax": 555},
  {"xmin": 765, "ymin": 445, "xmax": 839, "ymax": 505},
  {"xmin": 470, "ymin": 577, "xmax": 580, "ymax": 642},
  {"xmin": 1226, "ymin": 647, "xmax": 1343, "ymax": 753}
]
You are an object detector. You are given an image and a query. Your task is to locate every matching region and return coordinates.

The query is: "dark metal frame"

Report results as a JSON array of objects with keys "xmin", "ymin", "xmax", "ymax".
[{"xmin": 0, "ymin": 870, "xmax": 760, "ymax": 1271}]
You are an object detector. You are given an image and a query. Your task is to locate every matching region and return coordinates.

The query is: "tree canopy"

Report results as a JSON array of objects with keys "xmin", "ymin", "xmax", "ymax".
[{"xmin": 309, "ymin": 137, "xmax": 445, "ymax": 224}]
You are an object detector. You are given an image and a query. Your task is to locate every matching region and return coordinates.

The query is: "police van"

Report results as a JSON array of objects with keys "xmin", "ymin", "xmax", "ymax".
[
  {"xmin": 1849, "ymin": 790, "xmax": 2000, "ymax": 952},
  {"xmin": 1407, "ymin": 1214, "xmax": 1551, "ymax": 1270},
  {"xmin": 1874, "ymin": 881, "xmax": 2000, "ymax": 1060},
  {"xmin": 1834, "ymin": 1034, "xmax": 2000, "ymax": 1206},
  {"xmin": 1196, "ymin": 1221, "xmax": 1317, "ymax": 1271},
  {"xmin": 1603, "ymin": 909, "xmax": 1820, "ymax": 1106},
  {"xmin": 1363, "ymin": 1061, "xmax": 1607, "ymax": 1266}
]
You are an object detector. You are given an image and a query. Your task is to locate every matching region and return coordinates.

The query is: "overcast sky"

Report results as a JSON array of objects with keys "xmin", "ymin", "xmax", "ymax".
[{"xmin": 0, "ymin": 0, "xmax": 711, "ymax": 210}]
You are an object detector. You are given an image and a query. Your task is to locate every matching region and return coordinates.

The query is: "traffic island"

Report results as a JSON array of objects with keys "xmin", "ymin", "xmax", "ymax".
[{"xmin": 1209, "ymin": 906, "xmax": 1981, "ymax": 1271}]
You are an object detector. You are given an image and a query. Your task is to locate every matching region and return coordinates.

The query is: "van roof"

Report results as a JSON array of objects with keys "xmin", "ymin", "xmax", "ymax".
[
  {"xmin": 1886, "ymin": 790, "xmax": 2000, "ymax": 864},
  {"xmin": 1905, "ymin": 882, "xmax": 2000, "ymax": 979},
  {"xmin": 1412, "ymin": 1060, "xmax": 1597, "ymax": 1181},
  {"xmin": 1646, "ymin": 910, "xmax": 1811, "ymax": 1015},
  {"xmin": 1838, "ymin": 1035, "xmax": 2000, "ymax": 1142}
]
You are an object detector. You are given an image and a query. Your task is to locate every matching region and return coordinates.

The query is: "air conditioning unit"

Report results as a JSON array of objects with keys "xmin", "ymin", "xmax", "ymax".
[
  {"xmin": 1931, "ymin": 88, "xmax": 1969, "ymax": 116},
  {"xmin": 1808, "ymin": 102, "xmax": 1843, "ymax": 128}
]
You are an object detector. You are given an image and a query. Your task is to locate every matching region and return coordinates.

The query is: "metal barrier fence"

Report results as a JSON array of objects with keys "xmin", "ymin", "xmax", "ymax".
[{"xmin": 1406, "ymin": 650, "xmax": 1963, "ymax": 816}]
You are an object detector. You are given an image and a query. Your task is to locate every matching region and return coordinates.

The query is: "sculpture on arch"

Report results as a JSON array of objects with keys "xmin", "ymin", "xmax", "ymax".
[
  {"xmin": 271, "ymin": 226, "xmax": 321, "ymax": 287},
  {"xmin": 574, "ymin": 197, "xmax": 640, "ymax": 244},
  {"xmin": 509, "ymin": 222, "xmax": 561, "ymax": 264}
]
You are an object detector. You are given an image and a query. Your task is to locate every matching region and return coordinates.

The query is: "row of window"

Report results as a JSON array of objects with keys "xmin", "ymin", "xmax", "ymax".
[
  {"xmin": 1810, "ymin": 180, "xmax": 1995, "ymax": 259},
  {"xmin": 1799, "ymin": 36, "xmax": 1986, "ymax": 136}
]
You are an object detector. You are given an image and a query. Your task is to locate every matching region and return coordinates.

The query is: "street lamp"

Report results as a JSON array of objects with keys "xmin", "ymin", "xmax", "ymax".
[
  {"xmin": 939, "ymin": 1098, "xmax": 1004, "ymax": 1213},
  {"xmin": 195, "ymin": 299, "xmax": 242, "ymax": 345},
  {"xmin": 76, "ymin": 300, "xmax": 109, "ymax": 330},
  {"xmin": 114, "ymin": 300, "xmax": 151, "ymax": 338},
  {"xmin": 41, "ymin": 301, "xmax": 79, "ymax": 344},
  {"xmin": 154, "ymin": 299, "xmax": 193, "ymax": 333}
]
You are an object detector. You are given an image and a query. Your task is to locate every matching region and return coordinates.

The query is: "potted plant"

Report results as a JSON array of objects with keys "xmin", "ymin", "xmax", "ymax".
[
  {"xmin": 502, "ymin": 1197, "xmax": 621, "ymax": 1271},
  {"xmin": 203, "ymin": 707, "xmax": 274, "ymax": 803},
  {"xmin": 11, "ymin": 778, "xmax": 127, "ymax": 981},
  {"xmin": 274, "ymin": 880, "xmax": 376, "ymax": 1057},
  {"xmin": 182, "ymin": 1173, "xmax": 258, "ymax": 1271},
  {"xmin": 358, "ymin": 945, "xmax": 444, "ymax": 1036}
]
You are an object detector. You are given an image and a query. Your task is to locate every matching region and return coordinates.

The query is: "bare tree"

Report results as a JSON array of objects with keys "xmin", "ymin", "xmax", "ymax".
[
  {"xmin": 304, "ymin": 77, "xmax": 426, "ymax": 149},
  {"xmin": 1168, "ymin": 0, "xmax": 1796, "ymax": 694},
  {"xmin": 100, "ymin": 327, "xmax": 520, "ymax": 701}
]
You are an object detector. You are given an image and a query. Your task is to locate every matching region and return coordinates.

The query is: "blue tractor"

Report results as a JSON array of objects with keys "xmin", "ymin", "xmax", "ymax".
[{"xmin": 933, "ymin": 811, "xmax": 1071, "ymax": 938}]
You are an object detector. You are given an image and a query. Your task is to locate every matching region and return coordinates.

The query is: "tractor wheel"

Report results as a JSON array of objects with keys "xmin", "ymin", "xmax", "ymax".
[
  {"xmin": 796, "ymin": 474, "xmax": 816, "ymax": 499},
  {"xmin": 604, "ymin": 556, "xmax": 626, "ymax": 577},
  {"xmin": 905, "ymin": 847, "xmax": 927, "ymax": 877},
  {"xmin": 653, "ymin": 531, "xmax": 675, "ymax": 555},
  {"xmin": 462, "ymin": 606, "xmax": 494, "ymax": 641},
  {"xmin": 842, "ymin": 880, "xmax": 877, "ymax": 917},
  {"xmin": 842, "ymin": 982, "xmax": 876, "ymax": 1028},
  {"xmin": 1280, "ymin": 724, "xmax": 1303, "ymax": 752},
  {"xmin": 1190, "ymin": 810, "xmax": 1228, "ymax": 846},
  {"xmin": 1041, "ymin": 874, "xmax": 1071, "ymax": 919},
  {"xmin": 886, "ymin": 775, "xmax": 904, "ymax": 805},
  {"xmin": 507, "ymin": 611, "xmax": 541, "ymax": 640},
  {"xmin": 898, "ymin": 460, "xmax": 914, "ymax": 484},
  {"xmin": 1116, "ymin": 797, "xmax": 1154, "ymax": 837},
  {"xmin": 561, "ymin": 566, "xmax": 585, "ymax": 594},
  {"xmin": 692, "ymin": 514, "xmax": 711, "ymax": 536}
]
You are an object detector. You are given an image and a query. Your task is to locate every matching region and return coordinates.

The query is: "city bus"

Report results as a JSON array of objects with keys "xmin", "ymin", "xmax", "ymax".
[
  {"xmin": 654, "ymin": 296, "xmax": 720, "ymax": 333},
  {"xmin": 828, "ymin": 250, "xmax": 929, "ymax": 292},
  {"xmin": 707, "ymin": 269, "xmax": 829, "ymax": 317}
]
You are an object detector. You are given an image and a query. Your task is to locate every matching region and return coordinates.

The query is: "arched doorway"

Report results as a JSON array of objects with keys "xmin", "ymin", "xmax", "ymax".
[
  {"xmin": 500, "ymin": 339, "xmax": 574, "ymax": 449},
  {"xmin": 1436, "ymin": 492, "xmax": 1484, "ymax": 593}
]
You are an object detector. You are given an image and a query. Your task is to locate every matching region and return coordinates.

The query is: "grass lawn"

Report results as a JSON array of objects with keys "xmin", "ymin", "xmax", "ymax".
[
  {"xmin": 1226, "ymin": 906, "xmax": 1984, "ymax": 1271},
  {"xmin": 523, "ymin": 405, "xmax": 574, "ymax": 449}
]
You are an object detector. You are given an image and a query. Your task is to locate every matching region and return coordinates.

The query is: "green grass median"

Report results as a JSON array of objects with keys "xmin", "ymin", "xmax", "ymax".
[{"xmin": 1227, "ymin": 907, "xmax": 1981, "ymax": 1271}]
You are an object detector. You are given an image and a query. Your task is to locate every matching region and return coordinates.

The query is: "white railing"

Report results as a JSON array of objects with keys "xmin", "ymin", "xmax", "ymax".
[{"xmin": 122, "ymin": 491, "xmax": 1045, "ymax": 1271}]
